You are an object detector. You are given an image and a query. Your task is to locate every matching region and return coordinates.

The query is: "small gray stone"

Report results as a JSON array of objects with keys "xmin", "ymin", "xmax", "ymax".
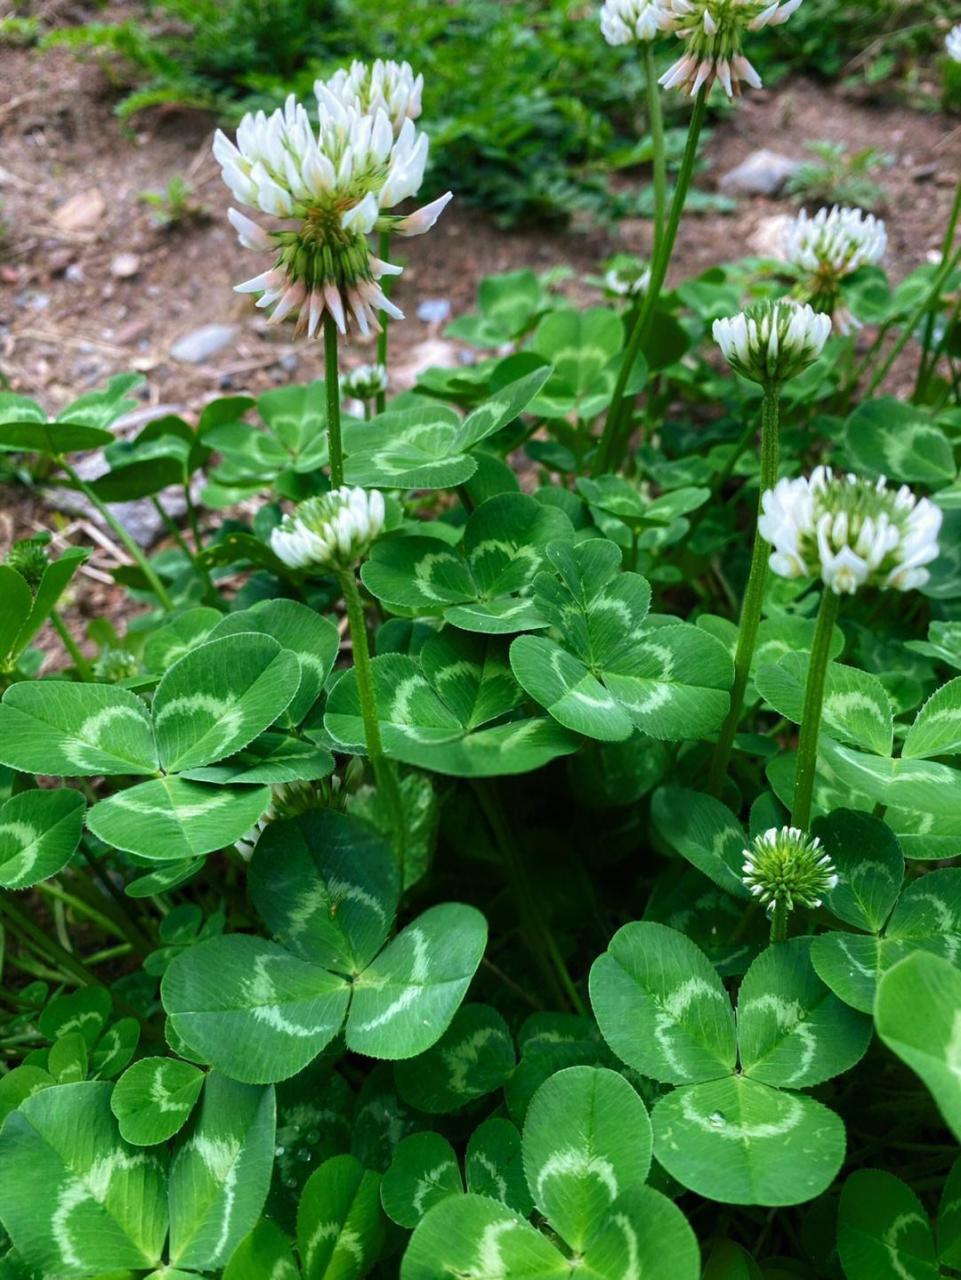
[
  {"xmin": 110, "ymin": 252, "xmax": 141, "ymax": 279},
  {"xmin": 417, "ymin": 298, "xmax": 452, "ymax": 325},
  {"xmin": 719, "ymin": 150, "xmax": 802, "ymax": 197},
  {"xmin": 170, "ymin": 323, "xmax": 237, "ymax": 364}
]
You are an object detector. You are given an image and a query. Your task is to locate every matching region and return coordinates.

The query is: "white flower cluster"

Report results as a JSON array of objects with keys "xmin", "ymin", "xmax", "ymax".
[
  {"xmin": 742, "ymin": 826, "xmax": 838, "ymax": 912},
  {"xmin": 341, "ymin": 362, "xmax": 389, "ymax": 402},
  {"xmin": 215, "ymin": 69, "xmax": 451, "ymax": 340},
  {"xmin": 947, "ymin": 24, "xmax": 961, "ymax": 64},
  {"xmin": 713, "ymin": 300, "xmax": 831, "ymax": 384},
  {"xmin": 317, "ymin": 59, "xmax": 423, "ymax": 135},
  {"xmin": 271, "ymin": 486, "xmax": 386, "ymax": 572},
  {"xmin": 600, "ymin": 0, "xmax": 674, "ymax": 45},
  {"xmin": 759, "ymin": 467, "xmax": 943, "ymax": 596},
  {"xmin": 659, "ymin": 0, "xmax": 804, "ymax": 97},
  {"xmin": 781, "ymin": 206, "xmax": 887, "ymax": 333}
]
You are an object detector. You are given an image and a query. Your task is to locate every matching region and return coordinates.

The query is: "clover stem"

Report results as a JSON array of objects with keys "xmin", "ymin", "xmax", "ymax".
[
  {"xmin": 375, "ymin": 229, "xmax": 392, "ymax": 415},
  {"xmin": 324, "ymin": 314, "xmax": 346, "ymax": 488},
  {"xmin": 791, "ymin": 588, "xmax": 841, "ymax": 830},
  {"xmin": 915, "ymin": 175, "xmax": 961, "ymax": 399},
  {"xmin": 707, "ymin": 383, "xmax": 781, "ymax": 797},
  {"xmin": 337, "ymin": 567, "xmax": 406, "ymax": 880},
  {"xmin": 866, "ymin": 241, "xmax": 961, "ymax": 397},
  {"xmin": 50, "ymin": 608, "xmax": 92, "ymax": 680},
  {"xmin": 593, "ymin": 85, "xmax": 708, "ymax": 477},
  {"xmin": 769, "ymin": 898, "xmax": 789, "ymax": 945},
  {"xmin": 58, "ymin": 459, "xmax": 174, "ymax": 611},
  {"xmin": 0, "ymin": 892, "xmax": 108, "ymax": 990},
  {"xmin": 472, "ymin": 780, "xmax": 586, "ymax": 1017},
  {"xmin": 645, "ymin": 42, "xmax": 667, "ymax": 260}
]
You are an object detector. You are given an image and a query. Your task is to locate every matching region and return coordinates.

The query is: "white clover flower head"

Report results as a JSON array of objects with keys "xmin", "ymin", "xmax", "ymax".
[
  {"xmin": 604, "ymin": 255, "xmax": 652, "ymax": 298},
  {"xmin": 234, "ymin": 780, "xmax": 327, "ymax": 859},
  {"xmin": 214, "ymin": 88, "xmax": 451, "ymax": 340},
  {"xmin": 600, "ymin": 0, "xmax": 676, "ymax": 45},
  {"xmin": 781, "ymin": 205, "xmax": 887, "ymax": 333},
  {"xmin": 270, "ymin": 486, "xmax": 386, "ymax": 572},
  {"xmin": 947, "ymin": 24, "xmax": 961, "ymax": 64},
  {"xmin": 759, "ymin": 467, "xmax": 943, "ymax": 596},
  {"xmin": 341, "ymin": 362, "xmax": 388, "ymax": 401},
  {"xmin": 712, "ymin": 299, "xmax": 831, "ymax": 385},
  {"xmin": 659, "ymin": 0, "xmax": 803, "ymax": 98},
  {"xmin": 317, "ymin": 59, "xmax": 424, "ymax": 136},
  {"xmin": 742, "ymin": 826, "xmax": 838, "ymax": 913}
]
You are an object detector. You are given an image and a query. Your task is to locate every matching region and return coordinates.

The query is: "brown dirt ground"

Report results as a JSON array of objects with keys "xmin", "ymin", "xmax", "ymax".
[{"xmin": 1, "ymin": 11, "xmax": 960, "ymax": 660}]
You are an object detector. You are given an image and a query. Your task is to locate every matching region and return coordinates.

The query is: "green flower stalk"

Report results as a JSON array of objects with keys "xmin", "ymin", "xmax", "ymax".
[
  {"xmin": 707, "ymin": 300, "xmax": 831, "ymax": 798},
  {"xmin": 742, "ymin": 825, "xmax": 838, "ymax": 942}
]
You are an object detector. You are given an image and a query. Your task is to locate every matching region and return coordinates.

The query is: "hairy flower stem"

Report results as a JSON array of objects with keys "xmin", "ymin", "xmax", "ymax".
[
  {"xmin": 58, "ymin": 459, "xmax": 173, "ymax": 611},
  {"xmin": 708, "ymin": 384, "xmax": 781, "ymax": 797},
  {"xmin": 791, "ymin": 589, "xmax": 841, "ymax": 830},
  {"xmin": 337, "ymin": 568, "xmax": 407, "ymax": 879},
  {"xmin": 645, "ymin": 43, "xmax": 667, "ymax": 258},
  {"xmin": 375, "ymin": 229, "xmax": 392, "ymax": 415},
  {"xmin": 50, "ymin": 608, "xmax": 92, "ymax": 680},
  {"xmin": 593, "ymin": 86, "xmax": 708, "ymax": 476},
  {"xmin": 915, "ymin": 176, "xmax": 961, "ymax": 399},
  {"xmin": 866, "ymin": 242, "xmax": 961, "ymax": 397},
  {"xmin": 770, "ymin": 898, "xmax": 789, "ymax": 944},
  {"xmin": 472, "ymin": 780, "xmax": 585, "ymax": 1017},
  {"xmin": 324, "ymin": 315, "xmax": 346, "ymax": 487}
]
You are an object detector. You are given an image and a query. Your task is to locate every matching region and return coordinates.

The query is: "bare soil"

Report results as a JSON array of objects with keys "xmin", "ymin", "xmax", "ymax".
[{"xmin": 1, "ymin": 11, "xmax": 959, "ymax": 657}]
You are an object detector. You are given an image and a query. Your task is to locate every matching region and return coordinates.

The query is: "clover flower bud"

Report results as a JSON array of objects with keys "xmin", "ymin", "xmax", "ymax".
[
  {"xmin": 947, "ymin": 24, "xmax": 961, "ymax": 63},
  {"xmin": 781, "ymin": 206, "xmax": 887, "ymax": 333},
  {"xmin": 214, "ymin": 80, "xmax": 451, "ymax": 340},
  {"xmin": 742, "ymin": 826, "xmax": 838, "ymax": 913},
  {"xmin": 270, "ymin": 486, "xmax": 386, "ymax": 573},
  {"xmin": 603, "ymin": 255, "xmax": 652, "ymax": 298},
  {"xmin": 93, "ymin": 648, "xmax": 140, "ymax": 683},
  {"xmin": 713, "ymin": 299, "xmax": 831, "ymax": 385},
  {"xmin": 341, "ymin": 363, "xmax": 389, "ymax": 402},
  {"xmin": 759, "ymin": 467, "xmax": 942, "ymax": 596},
  {"xmin": 5, "ymin": 537, "xmax": 49, "ymax": 588},
  {"xmin": 659, "ymin": 0, "xmax": 804, "ymax": 98},
  {"xmin": 600, "ymin": 0, "xmax": 675, "ymax": 45}
]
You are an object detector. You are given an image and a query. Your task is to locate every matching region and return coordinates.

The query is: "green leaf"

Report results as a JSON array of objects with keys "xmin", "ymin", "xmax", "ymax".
[
  {"xmin": 837, "ymin": 1169, "xmax": 938, "ymax": 1280},
  {"xmin": 181, "ymin": 733, "xmax": 334, "ymax": 785},
  {"xmin": 110, "ymin": 1057, "xmax": 205, "ymax": 1146},
  {"xmin": 39, "ymin": 987, "xmax": 112, "ymax": 1046},
  {"xmin": 466, "ymin": 1118, "xmax": 532, "ymax": 1216},
  {"xmin": 153, "ymin": 634, "xmax": 301, "ymax": 772},
  {"xmin": 249, "ymin": 810, "xmax": 398, "ymax": 973},
  {"xmin": 346, "ymin": 903, "xmax": 488, "ymax": 1060},
  {"xmin": 361, "ymin": 494, "xmax": 574, "ymax": 633},
  {"xmin": 168, "ymin": 1072, "xmax": 276, "ymax": 1271},
  {"xmin": 0, "ymin": 567, "xmax": 32, "ymax": 669},
  {"xmin": 210, "ymin": 599, "xmax": 339, "ymax": 725},
  {"xmin": 589, "ymin": 922, "xmax": 736, "ymax": 1084},
  {"xmin": 297, "ymin": 1154, "xmax": 384, "ymax": 1280},
  {"xmin": 401, "ymin": 1194, "xmax": 568, "ymax": 1280},
  {"xmin": 522, "ymin": 1065, "xmax": 652, "ymax": 1252},
  {"xmin": 381, "ymin": 1132, "xmax": 463, "ymax": 1228},
  {"xmin": 813, "ymin": 809, "xmax": 903, "ymax": 933},
  {"xmin": 652, "ymin": 1076, "xmax": 846, "ymax": 1206},
  {"xmin": 703, "ymin": 1240, "xmax": 764, "ymax": 1279},
  {"xmin": 937, "ymin": 1155, "xmax": 961, "ymax": 1269},
  {"xmin": 650, "ymin": 788, "xmax": 751, "ymax": 900},
  {"xmin": 0, "ymin": 419, "xmax": 116, "ymax": 454},
  {"xmin": 737, "ymin": 939, "xmax": 872, "ymax": 1088},
  {"xmin": 576, "ymin": 1186, "xmax": 700, "ymax": 1280},
  {"xmin": 529, "ymin": 308, "xmax": 638, "ymax": 419},
  {"xmin": 86, "ymin": 778, "xmax": 271, "ymax": 862},
  {"xmin": 11, "ymin": 549, "xmax": 89, "ymax": 663},
  {"xmin": 325, "ymin": 640, "xmax": 577, "ymax": 777},
  {"xmin": 846, "ymin": 398, "xmax": 957, "ymax": 485},
  {"xmin": 394, "ymin": 1003, "xmax": 515, "ymax": 1114},
  {"xmin": 0, "ymin": 682, "xmax": 158, "ymax": 777},
  {"xmin": 48, "ymin": 1031, "xmax": 88, "ymax": 1084},
  {"xmin": 756, "ymin": 654, "xmax": 893, "ymax": 757},
  {"xmin": 821, "ymin": 739, "xmax": 961, "ymax": 818},
  {"xmin": 903, "ymin": 677, "xmax": 961, "ymax": 759},
  {"xmin": 223, "ymin": 1220, "xmax": 300, "ymax": 1280},
  {"xmin": 0, "ymin": 1081, "xmax": 167, "ymax": 1274},
  {"xmin": 143, "ymin": 608, "xmax": 225, "ymax": 674},
  {"xmin": 0, "ymin": 788, "xmax": 85, "ymax": 890},
  {"xmin": 344, "ymin": 368, "xmax": 550, "ymax": 490},
  {"xmin": 162, "ymin": 935, "xmax": 350, "ymax": 1084},
  {"xmin": 876, "ymin": 951, "xmax": 961, "ymax": 1142}
]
